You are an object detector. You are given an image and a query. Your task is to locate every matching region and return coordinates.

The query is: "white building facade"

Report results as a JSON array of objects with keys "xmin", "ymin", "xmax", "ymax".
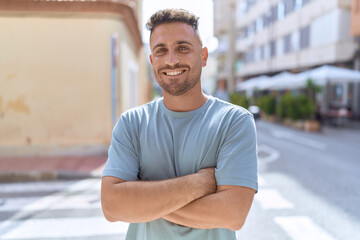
[
  {"xmin": 214, "ymin": 0, "xmax": 360, "ymax": 80},
  {"xmin": 214, "ymin": 0, "xmax": 360, "ymax": 118}
]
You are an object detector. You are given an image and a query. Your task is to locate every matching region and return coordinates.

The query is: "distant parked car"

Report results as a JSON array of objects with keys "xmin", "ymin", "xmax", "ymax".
[{"xmin": 248, "ymin": 105, "xmax": 261, "ymax": 120}]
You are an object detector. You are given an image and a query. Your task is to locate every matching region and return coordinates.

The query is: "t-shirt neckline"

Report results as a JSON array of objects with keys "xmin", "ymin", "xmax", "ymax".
[{"xmin": 159, "ymin": 96, "xmax": 213, "ymax": 118}]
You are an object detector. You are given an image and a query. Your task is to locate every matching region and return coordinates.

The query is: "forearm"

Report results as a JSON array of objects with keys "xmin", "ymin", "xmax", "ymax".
[
  {"xmin": 162, "ymin": 186, "xmax": 255, "ymax": 231},
  {"xmin": 101, "ymin": 170, "xmax": 215, "ymax": 223}
]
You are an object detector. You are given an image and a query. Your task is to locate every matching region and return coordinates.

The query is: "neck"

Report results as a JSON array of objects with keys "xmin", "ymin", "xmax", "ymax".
[{"xmin": 162, "ymin": 83, "xmax": 208, "ymax": 112}]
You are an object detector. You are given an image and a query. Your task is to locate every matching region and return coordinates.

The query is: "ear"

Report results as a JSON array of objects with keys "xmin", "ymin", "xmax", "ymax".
[
  {"xmin": 149, "ymin": 54, "xmax": 153, "ymax": 64},
  {"xmin": 201, "ymin": 47, "xmax": 208, "ymax": 67}
]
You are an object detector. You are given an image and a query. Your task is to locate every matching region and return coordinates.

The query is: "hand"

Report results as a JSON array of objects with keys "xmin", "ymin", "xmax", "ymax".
[{"xmin": 197, "ymin": 168, "xmax": 217, "ymax": 195}]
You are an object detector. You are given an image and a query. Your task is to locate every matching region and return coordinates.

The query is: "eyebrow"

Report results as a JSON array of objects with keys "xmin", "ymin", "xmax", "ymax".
[
  {"xmin": 176, "ymin": 41, "xmax": 193, "ymax": 46},
  {"xmin": 152, "ymin": 41, "xmax": 193, "ymax": 51}
]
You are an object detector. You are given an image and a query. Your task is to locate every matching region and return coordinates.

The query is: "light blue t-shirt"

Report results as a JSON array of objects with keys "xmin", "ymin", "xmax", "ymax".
[{"xmin": 103, "ymin": 96, "xmax": 258, "ymax": 240}]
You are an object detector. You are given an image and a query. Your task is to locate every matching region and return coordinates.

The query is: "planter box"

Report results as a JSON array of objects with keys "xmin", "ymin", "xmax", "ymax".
[
  {"xmin": 304, "ymin": 120, "xmax": 320, "ymax": 132},
  {"xmin": 292, "ymin": 120, "xmax": 304, "ymax": 130}
]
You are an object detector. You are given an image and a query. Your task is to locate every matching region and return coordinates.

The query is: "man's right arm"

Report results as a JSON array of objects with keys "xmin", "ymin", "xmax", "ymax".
[{"xmin": 101, "ymin": 168, "xmax": 216, "ymax": 223}]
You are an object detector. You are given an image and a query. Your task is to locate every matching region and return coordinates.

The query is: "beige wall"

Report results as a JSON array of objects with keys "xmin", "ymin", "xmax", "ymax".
[{"xmin": 0, "ymin": 12, "xmax": 145, "ymax": 156}]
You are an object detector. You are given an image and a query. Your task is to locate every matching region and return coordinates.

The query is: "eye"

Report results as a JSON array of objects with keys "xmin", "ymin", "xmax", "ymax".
[
  {"xmin": 155, "ymin": 48, "xmax": 167, "ymax": 55},
  {"xmin": 178, "ymin": 46, "xmax": 190, "ymax": 52}
]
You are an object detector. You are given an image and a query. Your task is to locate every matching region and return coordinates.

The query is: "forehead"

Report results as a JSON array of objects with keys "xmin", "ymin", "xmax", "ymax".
[{"xmin": 150, "ymin": 22, "xmax": 200, "ymax": 48}]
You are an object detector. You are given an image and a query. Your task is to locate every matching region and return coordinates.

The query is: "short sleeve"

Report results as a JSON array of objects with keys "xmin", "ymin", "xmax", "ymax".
[
  {"xmin": 102, "ymin": 115, "xmax": 140, "ymax": 181},
  {"xmin": 215, "ymin": 113, "xmax": 258, "ymax": 192}
]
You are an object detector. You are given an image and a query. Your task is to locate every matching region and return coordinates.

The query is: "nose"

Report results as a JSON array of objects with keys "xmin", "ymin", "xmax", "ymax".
[{"xmin": 165, "ymin": 49, "xmax": 179, "ymax": 67}]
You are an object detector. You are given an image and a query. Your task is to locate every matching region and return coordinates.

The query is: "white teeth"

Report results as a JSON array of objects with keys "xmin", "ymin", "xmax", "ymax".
[{"xmin": 166, "ymin": 70, "xmax": 183, "ymax": 76}]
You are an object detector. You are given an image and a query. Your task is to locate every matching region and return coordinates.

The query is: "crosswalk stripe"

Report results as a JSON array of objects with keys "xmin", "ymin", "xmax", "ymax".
[
  {"xmin": 0, "ymin": 194, "xmax": 100, "ymax": 212},
  {"xmin": 258, "ymin": 175, "xmax": 266, "ymax": 187},
  {"xmin": 274, "ymin": 216, "xmax": 336, "ymax": 240},
  {"xmin": 255, "ymin": 189, "xmax": 294, "ymax": 209},
  {"xmin": 0, "ymin": 179, "xmax": 100, "ymax": 194},
  {"xmin": 0, "ymin": 179, "xmax": 129, "ymax": 239},
  {"xmin": 0, "ymin": 217, "xmax": 128, "ymax": 239}
]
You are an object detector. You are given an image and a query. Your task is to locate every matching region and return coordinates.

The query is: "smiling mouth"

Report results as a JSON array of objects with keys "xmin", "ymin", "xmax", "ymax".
[{"xmin": 163, "ymin": 70, "xmax": 186, "ymax": 76}]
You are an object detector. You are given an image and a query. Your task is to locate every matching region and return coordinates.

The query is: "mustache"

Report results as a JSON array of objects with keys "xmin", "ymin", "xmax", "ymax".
[{"xmin": 158, "ymin": 64, "xmax": 189, "ymax": 72}]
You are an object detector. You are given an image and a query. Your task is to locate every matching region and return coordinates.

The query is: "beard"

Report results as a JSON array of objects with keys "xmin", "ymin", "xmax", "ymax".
[{"xmin": 154, "ymin": 63, "xmax": 202, "ymax": 96}]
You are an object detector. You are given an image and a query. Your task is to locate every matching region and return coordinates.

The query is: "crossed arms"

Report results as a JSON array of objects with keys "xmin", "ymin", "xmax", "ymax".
[{"xmin": 101, "ymin": 168, "xmax": 255, "ymax": 231}]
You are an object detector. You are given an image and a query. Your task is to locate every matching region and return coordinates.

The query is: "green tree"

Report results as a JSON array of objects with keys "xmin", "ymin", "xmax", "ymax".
[
  {"xmin": 257, "ymin": 95, "xmax": 276, "ymax": 115},
  {"xmin": 230, "ymin": 92, "xmax": 249, "ymax": 109}
]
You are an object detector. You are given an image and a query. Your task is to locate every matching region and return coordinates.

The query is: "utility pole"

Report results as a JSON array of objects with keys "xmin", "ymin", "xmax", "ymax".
[{"xmin": 227, "ymin": 0, "xmax": 236, "ymax": 93}]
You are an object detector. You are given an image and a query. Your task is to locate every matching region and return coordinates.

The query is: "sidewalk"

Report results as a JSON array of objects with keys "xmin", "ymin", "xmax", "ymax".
[{"xmin": 0, "ymin": 155, "xmax": 107, "ymax": 183}]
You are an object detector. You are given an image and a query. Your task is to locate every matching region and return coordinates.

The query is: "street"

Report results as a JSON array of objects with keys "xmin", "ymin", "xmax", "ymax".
[
  {"xmin": 0, "ymin": 120, "xmax": 359, "ymax": 240},
  {"xmin": 238, "ymin": 120, "xmax": 360, "ymax": 240},
  {"xmin": 0, "ymin": 179, "xmax": 128, "ymax": 239}
]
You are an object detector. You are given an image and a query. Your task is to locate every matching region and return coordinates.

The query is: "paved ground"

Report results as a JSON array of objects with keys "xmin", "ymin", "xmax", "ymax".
[
  {"xmin": 0, "ymin": 156, "xmax": 107, "ymax": 182},
  {"xmin": 1, "ymin": 121, "xmax": 359, "ymax": 239},
  {"xmin": 0, "ymin": 178, "xmax": 128, "ymax": 239}
]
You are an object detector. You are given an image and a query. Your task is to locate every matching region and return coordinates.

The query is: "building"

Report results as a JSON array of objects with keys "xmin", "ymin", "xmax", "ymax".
[
  {"xmin": 351, "ymin": 0, "xmax": 360, "ymax": 36},
  {"xmin": 0, "ymin": 0, "xmax": 152, "ymax": 156},
  {"xmin": 214, "ymin": 0, "xmax": 360, "ymax": 118},
  {"xmin": 214, "ymin": 0, "xmax": 360, "ymax": 80},
  {"xmin": 213, "ymin": 0, "xmax": 237, "ymax": 93}
]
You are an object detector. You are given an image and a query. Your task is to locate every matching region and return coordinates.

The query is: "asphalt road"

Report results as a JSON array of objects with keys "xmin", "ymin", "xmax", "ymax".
[
  {"xmin": 0, "ymin": 120, "xmax": 359, "ymax": 239},
  {"xmin": 238, "ymin": 120, "xmax": 360, "ymax": 240}
]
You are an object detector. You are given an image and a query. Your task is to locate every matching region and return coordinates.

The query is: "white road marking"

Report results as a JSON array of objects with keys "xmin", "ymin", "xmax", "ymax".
[
  {"xmin": 0, "ymin": 179, "xmax": 127, "ymax": 239},
  {"xmin": 0, "ymin": 181, "xmax": 75, "ymax": 193},
  {"xmin": 271, "ymin": 130, "xmax": 327, "ymax": 150},
  {"xmin": 274, "ymin": 216, "xmax": 336, "ymax": 240},
  {"xmin": 0, "ymin": 217, "xmax": 128, "ymax": 239},
  {"xmin": 0, "ymin": 178, "xmax": 100, "ymax": 193},
  {"xmin": 255, "ymin": 189, "xmax": 294, "ymax": 209},
  {"xmin": 258, "ymin": 175, "xmax": 266, "ymax": 187},
  {"xmin": 0, "ymin": 194, "xmax": 100, "ymax": 212},
  {"xmin": 0, "ymin": 179, "xmax": 102, "ymax": 212},
  {"xmin": 258, "ymin": 144, "xmax": 280, "ymax": 164}
]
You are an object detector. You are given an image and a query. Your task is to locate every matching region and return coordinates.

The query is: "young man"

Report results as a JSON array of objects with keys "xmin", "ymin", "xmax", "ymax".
[{"xmin": 101, "ymin": 8, "xmax": 258, "ymax": 240}]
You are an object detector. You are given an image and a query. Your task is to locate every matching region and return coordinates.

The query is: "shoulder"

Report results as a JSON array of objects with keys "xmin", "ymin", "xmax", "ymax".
[
  {"xmin": 119, "ymin": 98, "xmax": 161, "ymax": 123},
  {"xmin": 113, "ymin": 98, "xmax": 161, "ymax": 136},
  {"xmin": 209, "ymin": 96, "xmax": 253, "ymax": 120}
]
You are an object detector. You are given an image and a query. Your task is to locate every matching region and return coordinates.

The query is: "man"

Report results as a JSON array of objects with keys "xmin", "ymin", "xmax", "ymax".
[
  {"xmin": 101, "ymin": 8, "xmax": 258, "ymax": 240},
  {"xmin": 214, "ymin": 79, "xmax": 230, "ymax": 102}
]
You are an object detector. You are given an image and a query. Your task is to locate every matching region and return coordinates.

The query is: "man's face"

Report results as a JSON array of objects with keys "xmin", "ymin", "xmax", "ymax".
[{"xmin": 149, "ymin": 22, "xmax": 208, "ymax": 96}]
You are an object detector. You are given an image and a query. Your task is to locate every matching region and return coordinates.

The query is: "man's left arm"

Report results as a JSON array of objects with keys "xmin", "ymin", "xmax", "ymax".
[
  {"xmin": 163, "ymin": 113, "xmax": 258, "ymax": 231},
  {"xmin": 162, "ymin": 184, "xmax": 255, "ymax": 231}
]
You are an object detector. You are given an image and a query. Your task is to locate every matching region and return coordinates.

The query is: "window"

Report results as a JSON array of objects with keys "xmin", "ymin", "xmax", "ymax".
[
  {"xmin": 238, "ymin": 0, "xmax": 248, "ymax": 15},
  {"xmin": 302, "ymin": 0, "xmax": 312, "ymax": 6},
  {"xmin": 271, "ymin": 5, "xmax": 278, "ymax": 23},
  {"xmin": 294, "ymin": 0, "xmax": 302, "ymax": 10},
  {"xmin": 264, "ymin": 44, "xmax": 271, "ymax": 59},
  {"xmin": 255, "ymin": 47, "xmax": 262, "ymax": 61},
  {"xmin": 270, "ymin": 40, "xmax": 277, "ymax": 57},
  {"xmin": 300, "ymin": 25, "xmax": 310, "ymax": 49},
  {"xmin": 277, "ymin": 39, "xmax": 284, "ymax": 56},
  {"xmin": 247, "ymin": 0, "xmax": 257, "ymax": 10},
  {"xmin": 248, "ymin": 24, "xmax": 255, "ymax": 37},
  {"xmin": 331, "ymin": 84, "xmax": 344, "ymax": 104},
  {"xmin": 292, "ymin": 31, "xmax": 300, "ymax": 51},
  {"xmin": 245, "ymin": 49, "xmax": 255, "ymax": 63},
  {"xmin": 240, "ymin": 27, "xmax": 248, "ymax": 39},
  {"xmin": 278, "ymin": 1, "xmax": 285, "ymax": 20},
  {"xmin": 285, "ymin": 0, "xmax": 295, "ymax": 16},
  {"xmin": 284, "ymin": 34, "xmax": 292, "ymax": 53},
  {"xmin": 256, "ymin": 18, "xmax": 264, "ymax": 32},
  {"xmin": 260, "ymin": 45, "xmax": 265, "ymax": 60},
  {"xmin": 262, "ymin": 14, "xmax": 268, "ymax": 28}
]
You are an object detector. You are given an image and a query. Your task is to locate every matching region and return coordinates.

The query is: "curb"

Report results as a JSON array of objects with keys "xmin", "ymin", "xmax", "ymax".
[{"xmin": 0, "ymin": 170, "xmax": 102, "ymax": 183}]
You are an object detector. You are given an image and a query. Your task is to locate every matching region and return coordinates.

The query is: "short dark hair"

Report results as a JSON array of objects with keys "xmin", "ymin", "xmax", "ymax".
[{"xmin": 146, "ymin": 8, "xmax": 200, "ymax": 34}]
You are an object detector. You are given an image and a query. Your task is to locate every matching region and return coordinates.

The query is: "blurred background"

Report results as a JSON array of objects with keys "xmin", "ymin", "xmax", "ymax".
[{"xmin": 0, "ymin": 0, "xmax": 360, "ymax": 239}]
